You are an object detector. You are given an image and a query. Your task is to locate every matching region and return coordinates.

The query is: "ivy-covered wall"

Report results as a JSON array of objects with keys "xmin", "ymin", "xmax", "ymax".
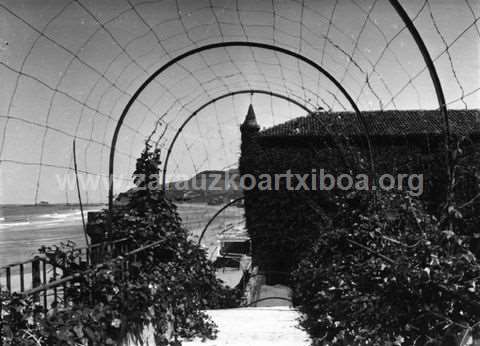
[{"xmin": 239, "ymin": 120, "xmax": 480, "ymax": 284}]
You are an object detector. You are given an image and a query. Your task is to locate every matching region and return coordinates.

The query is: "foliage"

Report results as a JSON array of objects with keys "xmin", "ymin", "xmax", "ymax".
[
  {"xmin": 1, "ymin": 289, "xmax": 139, "ymax": 345},
  {"xmin": 38, "ymin": 241, "xmax": 87, "ymax": 274},
  {"xmin": 1, "ymin": 143, "xmax": 241, "ymax": 345},
  {"xmin": 447, "ymin": 137, "xmax": 480, "ymax": 241},
  {"xmin": 292, "ymin": 190, "xmax": 480, "ymax": 345},
  {"xmin": 241, "ymin": 125, "xmax": 480, "ymax": 343},
  {"xmin": 240, "ymin": 131, "xmax": 347, "ymax": 284},
  {"xmin": 240, "ymin": 122, "xmax": 480, "ymax": 288}
]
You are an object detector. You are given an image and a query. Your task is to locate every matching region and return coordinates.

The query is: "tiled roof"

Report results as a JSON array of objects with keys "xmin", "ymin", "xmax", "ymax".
[{"xmin": 260, "ymin": 110, "xmax": 480, "ymax": 138}]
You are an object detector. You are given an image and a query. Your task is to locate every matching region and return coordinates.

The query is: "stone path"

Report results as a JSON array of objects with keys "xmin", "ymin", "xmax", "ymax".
[{"xmin": 182, "ymin": 307, "xmax": 310, "ymax": 346}]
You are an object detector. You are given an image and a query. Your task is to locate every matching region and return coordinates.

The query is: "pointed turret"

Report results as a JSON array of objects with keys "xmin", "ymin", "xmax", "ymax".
[{"xmin": 240, "ymin": 104, "xmax": 260, "ymax": 132}]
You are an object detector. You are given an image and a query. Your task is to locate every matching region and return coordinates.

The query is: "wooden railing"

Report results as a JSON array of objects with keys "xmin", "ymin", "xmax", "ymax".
[
  {"xmin": 14, "ymin": 239, "xmax": 166, "ymax": 310},
  {"xmin": 0, "ymin": 238, "xmax": 172, "ymax": 346},
  {"xmin": 0, "ymin": 237, "xmax": 129, "ymax": 301}
]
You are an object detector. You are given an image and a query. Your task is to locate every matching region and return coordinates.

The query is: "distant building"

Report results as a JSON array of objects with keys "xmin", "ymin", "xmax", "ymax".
[{"xmin": 239, "ymin": 105, "xmax": 480, "ymax": 284}]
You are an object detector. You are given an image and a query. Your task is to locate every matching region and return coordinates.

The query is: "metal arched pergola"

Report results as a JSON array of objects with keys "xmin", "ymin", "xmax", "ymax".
[
  {"xmin": 161, "ymin": 89, "xmax": 313, "ymax": 188},
  {"xmin": 108, "ymin": 0, "xmax": 452, "ymax": 233},
  {"xmin": 108, "ymin": 41, "xmax": 377, "ymax": 220}
]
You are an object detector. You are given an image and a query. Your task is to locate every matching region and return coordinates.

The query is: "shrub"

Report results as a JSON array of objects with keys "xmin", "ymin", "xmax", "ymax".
[
  {"xmin": 1, "ymin": 143, "xmax": 241, "ymax": 345},
  {"xmin": 292, "ymin": 191, "xmax": 480, "ymax": 345}
]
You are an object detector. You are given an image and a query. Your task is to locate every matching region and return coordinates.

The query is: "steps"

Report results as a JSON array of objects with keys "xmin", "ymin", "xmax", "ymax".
[{"xmin": 182, "ymin": 307, "xmax": 310, "ymax": 346}]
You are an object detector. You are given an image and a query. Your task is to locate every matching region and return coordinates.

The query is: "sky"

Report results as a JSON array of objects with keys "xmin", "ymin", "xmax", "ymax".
[{"xmin": 0, "ymin": 0, "xmax": 478, "ymax": 204}]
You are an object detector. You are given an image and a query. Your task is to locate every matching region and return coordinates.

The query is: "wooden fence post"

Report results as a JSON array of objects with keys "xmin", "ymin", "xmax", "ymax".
[{"xmin": 31, "ymin": 258, "xmax": 41, "ymax": 303}]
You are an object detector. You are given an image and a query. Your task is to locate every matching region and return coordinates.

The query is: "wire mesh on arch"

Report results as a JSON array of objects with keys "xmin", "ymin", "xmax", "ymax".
[{"xmin": 0, "ymin": 0, "xmax": 478, "ymax": 205}]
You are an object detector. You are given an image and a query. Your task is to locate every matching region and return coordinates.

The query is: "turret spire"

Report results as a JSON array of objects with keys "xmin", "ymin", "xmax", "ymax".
[{"xmin": 240, "ymin": 104, "xmax": 260, "ymax": 132}]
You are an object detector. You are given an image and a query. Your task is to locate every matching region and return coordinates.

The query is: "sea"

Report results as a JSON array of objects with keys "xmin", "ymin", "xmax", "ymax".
[
  {"xmin": 0, "ymin": 202, "xmax": 244, "ymax": 268},
  {"xmin": 0, "ymin": 203, "xmax": 245, "ymax": 291},
  {"xmin": 0, "ymin": 204, "xmax": 104, "ymax": 268}
]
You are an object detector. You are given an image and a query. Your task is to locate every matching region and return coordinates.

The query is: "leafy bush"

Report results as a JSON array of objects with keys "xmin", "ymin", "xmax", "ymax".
[
  {"xmin": 292, "ymin": 191, "xmax": 480, "ymax": 345},
  {"xmin": 1, "ymin": 143, "xmax": 240, "ymax": 345}
]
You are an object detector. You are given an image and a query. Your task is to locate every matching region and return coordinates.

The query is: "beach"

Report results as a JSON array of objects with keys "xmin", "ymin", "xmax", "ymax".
[{"xmin": 0, "ymin": 202, "xmax": 244, "ymax": 290}]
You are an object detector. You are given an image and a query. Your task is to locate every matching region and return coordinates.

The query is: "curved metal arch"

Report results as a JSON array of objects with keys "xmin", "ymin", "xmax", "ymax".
[
  {"xmin": 161, "ymin": 89, "xmax": 314, "ymax": 189},
  {"xmin": 198, "ymin": 197, "xmax": 245, "ymax": 244},
  {"xmin": 108, "ymin": 41, "xmax": 376, "ymax": 217},
  {"xmin": 388, "ymin": 0, "xmax": 451, "ymax": 189},
  {"xmin": 388, "ymin": 0, "xmax": 448, "ymax": 138},
  {"xmin": 242, "ymin": 297, "xmax": 293, "ymax": 307}
]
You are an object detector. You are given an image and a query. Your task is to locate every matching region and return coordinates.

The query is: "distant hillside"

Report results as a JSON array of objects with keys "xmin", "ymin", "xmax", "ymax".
[{"xmin": 165, "ymin": 168, "xmax": 243, "ymax": 204}]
